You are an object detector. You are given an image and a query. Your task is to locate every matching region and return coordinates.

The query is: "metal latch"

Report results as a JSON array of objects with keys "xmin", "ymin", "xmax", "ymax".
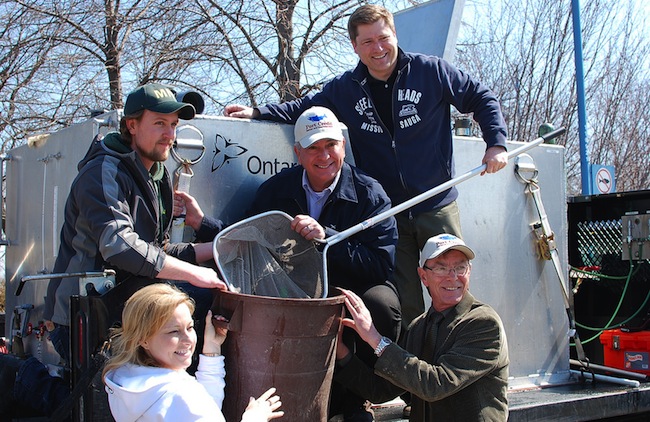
[{"xmin": 514, "ymin": 153, "xmax": 539, "ymax": 184}]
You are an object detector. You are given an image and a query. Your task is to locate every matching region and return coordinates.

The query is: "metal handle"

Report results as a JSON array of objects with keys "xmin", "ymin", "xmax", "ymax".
[{"xmin": 16, "ymin": 270, "xmax": 116, "ymax": 296}]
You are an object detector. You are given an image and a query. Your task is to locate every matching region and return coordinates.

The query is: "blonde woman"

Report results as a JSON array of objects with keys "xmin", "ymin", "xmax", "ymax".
[{"xmin": 103, "ymin": 283, "xmax": 283, "ymax": 421}]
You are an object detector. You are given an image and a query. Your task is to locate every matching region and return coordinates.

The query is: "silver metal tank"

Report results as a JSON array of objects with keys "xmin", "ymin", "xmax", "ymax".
[{"xmin": 3, "ymin": 111, "xmax": 570, "ymax": 387}]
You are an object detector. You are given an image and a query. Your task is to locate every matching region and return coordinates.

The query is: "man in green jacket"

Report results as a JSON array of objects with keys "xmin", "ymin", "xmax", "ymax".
[{"xmin": 335, "ymin": 234, "xmax": 509, "ymax": 421}]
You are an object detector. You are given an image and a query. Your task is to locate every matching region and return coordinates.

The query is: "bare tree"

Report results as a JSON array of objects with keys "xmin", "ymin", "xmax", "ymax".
[
  {"xmin": 191, "ymin": 0, "xmax": 366, "ymax": 107},
  {"xmin": 13, "ymin": 0, "xmax": 169, "ymax": 110},
  {"xmin": 584, "ymin": 5, "xmax": 650, "ymax": 191},
  {"xmin": 0, "ymin": 0, "xmax": 419, "ymax": 149},
  {"xmin": 1, "ymin": 0, "xmax": 214, "ymax": 149},
  {"xmin": 0, "ymin": 2, "xmax": 64, "ymax": 151},
  {"xmin": 458, "ymin": 0, "xmax": 650, "ymax": 194}
]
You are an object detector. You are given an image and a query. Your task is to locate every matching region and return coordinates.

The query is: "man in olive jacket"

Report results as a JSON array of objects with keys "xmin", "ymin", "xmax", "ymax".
[{"xmin": 335, "ymin": 234, "xmax": 509, "ymax": 421}]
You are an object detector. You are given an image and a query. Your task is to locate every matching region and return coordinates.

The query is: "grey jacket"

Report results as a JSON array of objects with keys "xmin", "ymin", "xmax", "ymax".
[
  {"xmin": 44, "ymin": 133, "xmax": 197, "ymax": 325},
  {"xmin": 336, "ymin": 292, "xmax": 509, "ymax": 421}
]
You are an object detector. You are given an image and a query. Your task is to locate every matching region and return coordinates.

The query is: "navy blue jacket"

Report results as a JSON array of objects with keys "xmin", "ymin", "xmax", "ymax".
[
  {"xmin": 257, "ymin": 50, "xmax": 507, "ymax": 216},
  {"xmin": 248, "ymin": 163, "xmax": 397, "ymax": 292}
]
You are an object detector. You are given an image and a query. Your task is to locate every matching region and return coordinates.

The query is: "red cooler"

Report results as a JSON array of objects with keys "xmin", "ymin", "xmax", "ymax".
[{"xmin": 599, "ymin": 329, "xmax": 650, "ymax": 375}]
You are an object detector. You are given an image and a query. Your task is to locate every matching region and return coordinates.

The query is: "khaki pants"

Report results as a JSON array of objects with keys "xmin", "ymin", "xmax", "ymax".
[{"xmin": 393, "ymin": 201, "xmax": 462, "ymax": 331}]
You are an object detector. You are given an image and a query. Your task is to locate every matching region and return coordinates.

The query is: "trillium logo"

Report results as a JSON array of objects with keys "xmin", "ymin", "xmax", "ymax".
[{"xmin": 212, "ymin": 133, "xmax": 248, "ymax": 171}]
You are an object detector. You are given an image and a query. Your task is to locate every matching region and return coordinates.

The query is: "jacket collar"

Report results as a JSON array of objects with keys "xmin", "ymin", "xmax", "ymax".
[
  {"xmin": 442, "ymin": 291, "xmax": 476, "ymax": 328},
  {"xmin": 334, "ymin": 162, "xmax": 359, "ymax": 204},
  {"xmin": 288, "ymin": 162, "xmax": 359, "ymax": 205},
  {"xmin": 351, "ymin": 47, "xmax": 410, "ymax": 84}
]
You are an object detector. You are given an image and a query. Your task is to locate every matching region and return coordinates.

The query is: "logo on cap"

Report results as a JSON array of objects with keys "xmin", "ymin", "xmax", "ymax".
[
  {"xmin": 304, "ymin": 115, "xmax": 335, "ymax": 134},
  {"xmin": 419, "ymin": 233, "xmax": 475, "ymax": 267},
  {"xmin": 435, "ymin": 234, "xmax": 461, "ymax": 247},
  {"xmin": 295, "ymin": 106, "xmax": 344, "ymax": 148},
  {"xmin": 152, "ymin": 87, "xmax": 175, "ymax": 100},
  {"xmin": 308, "ymin": 113, "xmax": 327, "ymax": 122}
]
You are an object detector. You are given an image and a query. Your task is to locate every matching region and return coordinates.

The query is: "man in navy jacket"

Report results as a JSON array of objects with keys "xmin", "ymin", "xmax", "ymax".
[{"xmin": 249, "ymin": 106, "xmax": 401, "ymax": 421}]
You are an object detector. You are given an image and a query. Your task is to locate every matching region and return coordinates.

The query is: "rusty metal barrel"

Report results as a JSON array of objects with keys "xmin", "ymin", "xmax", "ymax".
[{"xmin": 212, "ymin": 290, "xmax": 345, "ymax": 422}]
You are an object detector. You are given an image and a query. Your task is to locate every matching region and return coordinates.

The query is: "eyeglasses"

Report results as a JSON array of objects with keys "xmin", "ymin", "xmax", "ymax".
[{"xmin": 422, "ymin": 263, "xmax": 470, "ymax": 277}]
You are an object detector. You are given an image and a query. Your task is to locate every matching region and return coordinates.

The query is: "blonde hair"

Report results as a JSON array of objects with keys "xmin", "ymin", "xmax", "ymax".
[
  {"xmin": 347, "ymin": 4, "xmax": 396, "ymax": 42},
  {"xmin": 102, "ymin": 283, "xmax": 195, "ymax": 381}
]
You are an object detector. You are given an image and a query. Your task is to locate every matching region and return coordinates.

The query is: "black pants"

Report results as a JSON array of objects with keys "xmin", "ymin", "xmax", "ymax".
[{"xmin": 330, "ymin": 282, "xmax": 402, "ymax": 416}]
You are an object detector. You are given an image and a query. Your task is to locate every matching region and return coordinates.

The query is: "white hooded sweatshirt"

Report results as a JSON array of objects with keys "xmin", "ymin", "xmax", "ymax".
[{"xmin": 104, "ymin": 355, "xmax": 226, "ymax": 422}]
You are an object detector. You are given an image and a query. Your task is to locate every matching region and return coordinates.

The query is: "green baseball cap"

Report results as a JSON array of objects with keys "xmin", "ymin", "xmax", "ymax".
[{"xmin": 123, "ymin": 83, "xmax": 196, "ymax": 120}]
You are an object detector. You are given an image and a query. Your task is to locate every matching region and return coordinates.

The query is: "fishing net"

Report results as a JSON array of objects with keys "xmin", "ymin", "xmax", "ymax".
[{"xmin": 213, "ymin": 211, "xmax": 326, "ymax": 299}]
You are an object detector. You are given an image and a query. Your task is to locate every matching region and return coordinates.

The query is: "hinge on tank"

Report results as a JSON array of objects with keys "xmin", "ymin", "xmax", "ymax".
[{"xmin": 10, "ymin": 303, "xmax": 34, "ymax": 357}]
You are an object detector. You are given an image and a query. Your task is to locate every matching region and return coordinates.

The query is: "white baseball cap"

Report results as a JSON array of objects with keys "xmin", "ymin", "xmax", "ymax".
[
  {"xmin": 419, "ymin": 234, "xmax": 475, "ymax": 267},
  {"xmin": 294, "ymin": 106, "xmax": 344, "ymax": 148}
]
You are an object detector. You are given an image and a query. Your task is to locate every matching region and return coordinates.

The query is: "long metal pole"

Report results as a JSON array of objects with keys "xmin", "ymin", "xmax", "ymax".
[
  {"xmin": 320, "ymin": 128, "xmax": 565, "ymax": 296},
  {"xmin": 571, "ymin": 0, "xmax": 591, "ymax": 195}
]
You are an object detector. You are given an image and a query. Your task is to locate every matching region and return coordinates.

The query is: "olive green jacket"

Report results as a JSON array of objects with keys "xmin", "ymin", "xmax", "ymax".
[{"xmin": 336, "ymin": 292, "xmax": 509, "ymax": 421}]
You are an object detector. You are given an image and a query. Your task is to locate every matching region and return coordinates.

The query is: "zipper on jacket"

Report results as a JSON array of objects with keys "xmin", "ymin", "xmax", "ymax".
[
  {"xmin": 358, "ymin": 72, "xmax": 410, "ymax": 196},
  {"xmin": 390, "ymin": 68, "xmax": 409, "ymax": 194}
]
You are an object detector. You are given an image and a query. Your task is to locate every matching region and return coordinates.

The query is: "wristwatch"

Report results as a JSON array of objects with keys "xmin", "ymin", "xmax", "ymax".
[{"xmin": 374, "ymin": 336, "xmax": 392, "ymax": 356}]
